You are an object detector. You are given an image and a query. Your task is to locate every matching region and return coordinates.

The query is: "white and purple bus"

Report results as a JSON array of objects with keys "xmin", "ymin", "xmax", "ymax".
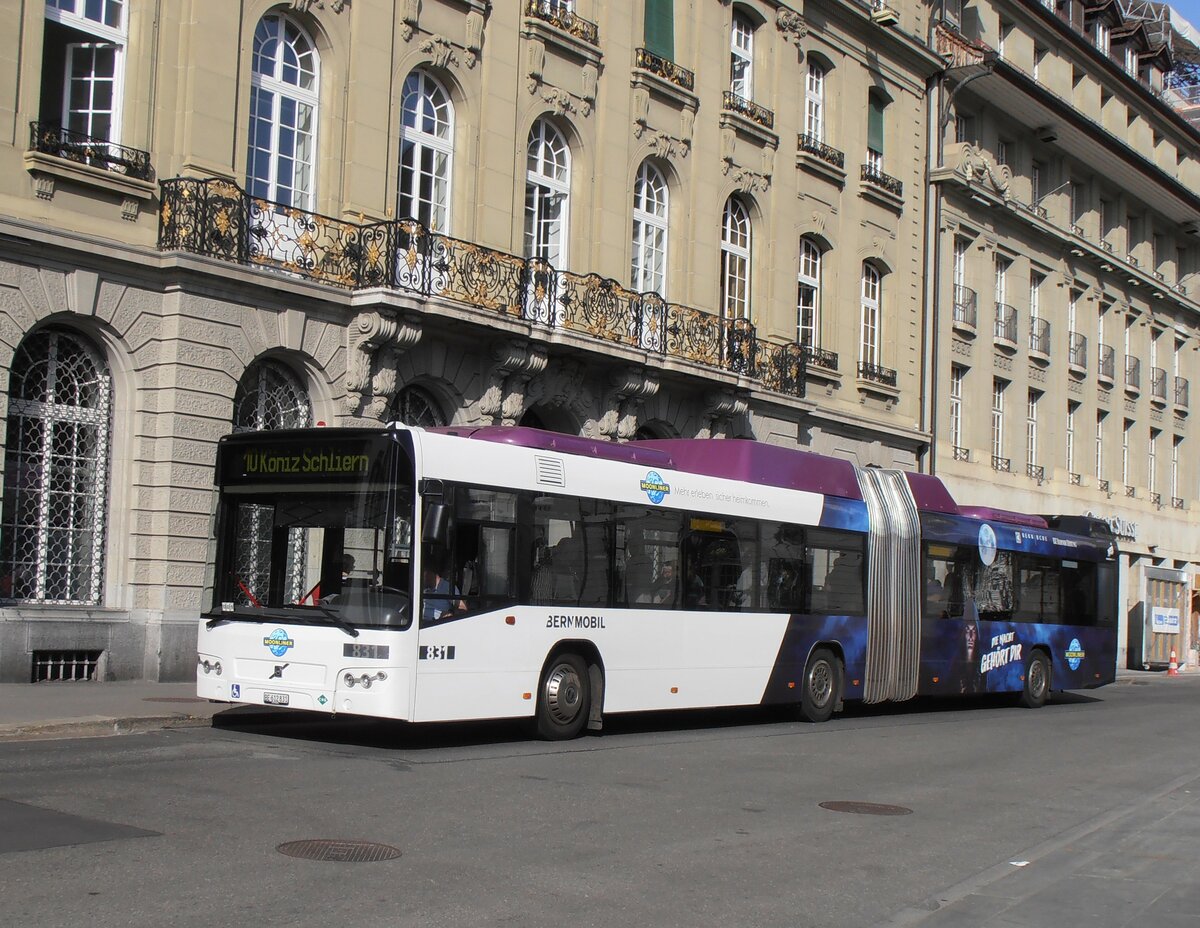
[{"xmin": 197, "ymin": 425, "xmax": 1118, "ymax": 738}]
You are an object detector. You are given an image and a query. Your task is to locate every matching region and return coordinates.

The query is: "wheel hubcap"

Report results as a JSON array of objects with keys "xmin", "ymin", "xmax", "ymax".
[
  {"xmin": 544, "ymin": 663, "xmax": 584, "ymax": 725},
  {"xmin": 809, "ymin": 661, "xmax": 833, "ymax": 707},
  {"xmin": 1029, "ymin": 660, "xmax": 1046, "ymax": 696}
]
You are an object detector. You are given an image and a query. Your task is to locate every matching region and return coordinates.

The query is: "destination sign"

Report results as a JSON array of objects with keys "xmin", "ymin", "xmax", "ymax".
[{"xmin": 217, "ymin": 433, "xmax": 393, "ymax": 484}]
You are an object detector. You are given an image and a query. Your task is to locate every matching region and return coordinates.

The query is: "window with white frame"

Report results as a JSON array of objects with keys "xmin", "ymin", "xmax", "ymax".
[
  {"xmin": 1066, "ymin": 400, "xmax": 1078, "ymax": 474},
  {"xmin": 524, "ymin": 119, "xmax": 571, "ymax": 267},
  {"xmin": 1125, "ymin": 45, "xmax": 1137, "ymax": 76},
  {"xmin": 721, "ymin": 197, "xmax": 752, "ymax": 321},
  {"xmin": 954, "ymin": 113, "xmax": 973, "ymax": 144},
  {"xmin": 1026, "ymin": 389, "xmax": 1040, "ymax": 470},
  {"xmin": 950, "ymin": 365, "xmax": 965, "ymax": 449},
  {"xmin": 797, "ymin": 237, "xmax": 821, "ymax": 346},
  {"xmin": 1029, "ymin": 272, "xmax": 1043, "ymax": 322},
  {"xmin": 1149, "ymin": 428, "xmax": 1159, "ymax": 495},
  {"xmin": 730, "ymin": 12, "xmax": 753, "ymax": 99},
  {"xmin": 1172, "ymin": 436, "xmax": 1181, "ymax": 500},
  {"xmin": 398, "ymin": 69, "xmax": 453, "ymax": 233},
  {"xmin": 1032, "ymin": 163, "xmax": 1042, "ymax": 204},
  {"xmin": 953, "ymin": 237, "xmax": 967, "ymax": 292},
  {"xmin": 0, "ymin": 328, "xmax": 112, "ymax": 605},
  {"xmin": 246, "ymin": 13, "xmax": 319, "ymax": 209},
  {"xmin": 992, "ymin": 378, "xmax": 1006, "ymax": 462},
  {"xmin": 806, "ymin": 62, "xmax": 826, "ymax": 141},
  {"xmin": 1096, "ymin": 410, "xmax": 1106, "ymax": 480},
  {"xmin": 996, "ymin": 139, "xmax": 1009, "ymax": 166},
  {"xmin": 631, "ymin": 161, "xmax": 669, "ymax": 296},
  {"xmin": 1068, "ymin": 288, "xmax": 1079, "ymax": 335},
  {"xmin": 860, "ymin": 263, "xmax": 881, "ymax": 367},
  {"xmin": 994, "ymin": 255, "xmax": 1010, "ymax": 306},
  {"xmin": 41, "ymin": 0, "xmax": 127, "ymax": 143},
  {"xmin": 866, "ymin": 93, "xmax": 884, "ymax": 172},
  {"xmin": 1095, "ymin": 20, "xmax": 1110, "ymax": 55},
  {"xmin": 1122, "ymin": 418, "xmax": 1133, "ymax": 486}
]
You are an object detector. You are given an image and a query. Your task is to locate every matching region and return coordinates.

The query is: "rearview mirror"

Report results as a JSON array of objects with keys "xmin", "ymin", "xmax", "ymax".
[{"xmin": 422, "ymin": 502, "xmax": 450, "ymax": 547}]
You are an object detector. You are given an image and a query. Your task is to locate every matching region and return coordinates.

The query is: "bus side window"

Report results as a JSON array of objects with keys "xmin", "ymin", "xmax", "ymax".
[{"xmin": 808, "ymin": 530, "xmax": 865, "ymax": 616}]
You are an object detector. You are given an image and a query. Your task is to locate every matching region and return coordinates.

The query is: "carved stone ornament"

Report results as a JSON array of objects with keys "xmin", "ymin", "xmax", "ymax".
[
  {"xmin": 400, "ymin": 0, "xmax": 419, "ymax": 41},
  {"xmin": 345, "ymin": 310, "xmax": 422, "ymax": 418},
  {"xmin": 704, "ymin": 388, "xmax": 750, "ymax": 438},
  {"xmin": 526, "ymin": 39, "xmax": 546, "ymax": 94},
  {"xmin": 632, "ymin": 87, "xmax": 650, "ymax": 138},
  {"xmin": 465, "ymin": 10, "xmax": 485, "ymax": 68},
  {"xmin": 598, "ymin": 367, "xmax": 660, "ymax": 440},
  {"xmin": 419, "ymin": 35, "xmax": 458, "ymax": 69},
  {"xmin": 479, "ymin": 339, "xmax": 549, "ymax": 424},
  {"xmin": 581, "ymin": 63, "xmax": 598, "ymax": 115},
  {"xmin": 541, "ymin": 87, "xmax": 576, "ymax": 116},
  {"xmin": 776, "ymin": 8, "xmax": 808, "ymax": 49},
  {"xmin": 290, "ymin": 0, "xmax": 348, "ymax": 13},
  {"xmin": 527, "ymin": 360, "xmax": 595, "ymax": 428},
  {"xmin": 952, "ymin": 143, "xmax": 1011, "ymax": 196},
  {"xmin": 731, "ymin": 167, "xmax": 770, "ymax": 193}
]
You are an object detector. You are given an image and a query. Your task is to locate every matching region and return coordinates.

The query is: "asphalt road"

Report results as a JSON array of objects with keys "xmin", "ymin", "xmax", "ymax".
[{"xmin": 1, "ymin": 676, "xmax": 1197, "ymax": 928}]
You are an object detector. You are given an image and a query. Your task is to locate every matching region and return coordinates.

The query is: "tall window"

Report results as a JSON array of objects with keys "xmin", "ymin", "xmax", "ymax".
[
  {"xmin": 1026, "ymin": 389, "xmax": 1040, "ymax": 470},
  {"xmin": 721, "ymin": 197, "xmax": 751, "ymax": 321},
  {"xmin": 1032, "ymin": 163, "xmax": 1043, "ymax": 204},
  {"xmin": 1071, "ymin": 182, "xmax": 1086, "ymax": 226},
  {"xmin": 730, "ymin": 12, "xmax": 753, "ymax": 98},
  {"xmin": 631, "ymin": 161, "xmax": 669, "ymax": 296},
  {"xmin": 524, "ymin": 119, "xmax": 571, "ymax": 266},
  {"xmin": 644, "ymin": 0, "xmax": 675, "ymax": 59},
  {"xmin": 1029, "ymin": 272, "xmax": 1043, "ymax": 322},
  {"xmin": 1096, "ymin": 410, "xmax": 1106, "ymax": 481},
  {"xmin": 806, "ymin": 62, "xmax": 826, "ymax": 140},
  {"xmin": 246, "ymin": 13, "xmax": 319, "ymax": 209},
  {"xmin": 398, "ymin": 69, "xmax": 453, "ymax": 233},
  {"xmin": 233, "ymin": 360, "xmax": 312, "ymax": 432},
  {"xmin": 994, "ymin": 255, "xmax": 1010, "ymax": 306},
  {"xmin": 1122, "ymin": 418, "xmax": 1133, "ymax": 487},
  {"xmin": 1149, "ymin": 429, "xmax": 1159, "ymax": 496},
  {"xmin": 0, "ymin": 328, "xmax": 112, "ymax": 605},
  {"xmin": 866, "ymin": 92, "xmax": 884, "ymax": 172},
  {"xmin": 42, "ymin": 0, "xmax": 127, "ymax": 143},
  {"xmin": 797, "ymin": 237, "xmax": 821, "ymax": 345},
  {"xmin": 992, "ymin": 378, "xmax": 1006, "ymax": 463},
  {"xmin": 1066, "ymin": 401, "xmax": 1078, "ymax": 474},
  {"xmin": 1068, "ymin": 288, "xmax": 1079, "ymax": 334},
  {"xmin": 1095, "ymin": 20, "xmax": 1110, "ymax": 55},
  {"xmin": 1172, "ymin": 436, "xmax": 1182, "ymax": 501},
  {"xmin": 949, "ymin": 365, "xmax": 965, "ymax": 450},
  {"xmin": 953, "ymin": 237, "xmax": 967, "ymax": 292},
  {"xmin": 860, "ymin": 263, "xmax": 881, "ymax": 366}
]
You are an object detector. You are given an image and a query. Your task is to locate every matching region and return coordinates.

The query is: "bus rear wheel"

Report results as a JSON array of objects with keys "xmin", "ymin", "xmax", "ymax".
[
  {"xmin": 1019, "ymin": 651, "xmax": 1051, "ymax": 709},
  {"xmin": 800, "ymin": 648, "xmax": 841, "ymax": 723},
  {"xmin": 536, "ymin": 653, "xmax": 591, "ymax": 740}
]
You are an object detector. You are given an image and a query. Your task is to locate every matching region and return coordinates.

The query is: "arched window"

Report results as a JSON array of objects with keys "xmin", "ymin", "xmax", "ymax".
[
  {"xmin": 631, "ymin": 161, "xmax": 669, "ymax": 296},
  {"xmin": 391, "ymin": 385, "xmax": 447, "ymax": 428},
  {"xmin": 860, "ymin": 263, "xmax": 882, "ymax": 367},
  {"xmin": 524, "ymin": 119, "xmax": 571, "ymax": 266},
  {"xmin": 797, "ymin": 237, "xmax": 822, "ymax": 346},
  {"xmin": 0, "ymin": 328, "xmax": 111, "ymax": 604},
  {"xmin": 721, "ymin": 197, "xmax": 752, "ymax": 322},
  {"xmin": 805, "ymin": 61, "xmax": 826, "ymax": 142},
  {"xmin": 246, "ymin": 13, "xmax": 319, "ymax": 208},
  {"xmin": 398, "ymin": 69, "xmax": 453, "ymax": 233},
  {"xmin": 232, "ymin": 360, "xmax": 311, "ymax": 432},
  {"xmin": 730, "ymin": 11, "xmax": 754, "ymax": 99}
]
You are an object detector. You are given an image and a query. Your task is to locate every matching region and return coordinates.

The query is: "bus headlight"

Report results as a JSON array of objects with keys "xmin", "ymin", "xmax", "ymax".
[
  {"xmin": 342, "ymin": 670, "xmax": 387, "ymax": 689},
  {"xmin": 198, "ymin": 657, "xmax": 222, "ymax": 676}
]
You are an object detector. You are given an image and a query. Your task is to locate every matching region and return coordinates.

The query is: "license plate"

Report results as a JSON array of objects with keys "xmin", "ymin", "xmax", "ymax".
[{"xmin": 263, "ymin": 692, "xmax": 290, "ymax": 706}]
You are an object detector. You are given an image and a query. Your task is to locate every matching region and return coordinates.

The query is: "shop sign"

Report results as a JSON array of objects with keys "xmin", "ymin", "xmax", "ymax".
[{"xmin": 1084, "ymin": 510, "xmax": 1137, "ymax": 542}]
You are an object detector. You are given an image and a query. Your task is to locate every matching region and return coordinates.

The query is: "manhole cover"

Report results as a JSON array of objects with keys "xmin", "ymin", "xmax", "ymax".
[
  {"xmin": 143, "ymin": 697, "xmax": 208, "ymax": 704},
  {"xmin": 277, "ymin": 839, "xmax": 402, "ymax": 862},
  {"xmin": 819, "ymin": 801, "xmax": 912, "ymax": 816}
]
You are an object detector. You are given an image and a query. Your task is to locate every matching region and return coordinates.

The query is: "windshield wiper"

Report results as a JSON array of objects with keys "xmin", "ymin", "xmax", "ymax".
[
  {"xmin": 313, "ymin": 603, "xmax": 360, "ymax": 638},
  {"xmin": 205, "ymin": 616, "xmax": 232, "ymax": 629}
]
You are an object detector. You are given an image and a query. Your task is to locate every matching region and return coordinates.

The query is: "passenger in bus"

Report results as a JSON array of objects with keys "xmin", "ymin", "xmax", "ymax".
[{"xmin": 422, "ymin": 558, "xmax": 466, "ymax": 622}]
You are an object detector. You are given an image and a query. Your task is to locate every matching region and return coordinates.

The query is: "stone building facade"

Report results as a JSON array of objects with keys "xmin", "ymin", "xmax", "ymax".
[{"xmin": 0, "ymin": 0, "xmax": 941, "ymax": 682}]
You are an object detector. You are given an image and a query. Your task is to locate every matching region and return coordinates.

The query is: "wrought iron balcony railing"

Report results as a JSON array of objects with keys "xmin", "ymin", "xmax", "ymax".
[
  {"xmin": 802, "ymin": 344, "xmax": 839, "ymax": 372},
  {"xmin": 857, "ymin": 361, "xmax": 898, "ymax": 386},
  {"xmin": 994, "ymin": 303, "xmax": 1017, "ymax": 345},
  {"xmin": 1176, "ymin": 376, "xmax": 1190, "ymax": 409},
  {"xmin": 952, "ymin": 285, "xmax": 977, "ymax": 328},
  {"xmin": 1125, "ymin": 485, "xmax": 1136, "ymax": 498},
  {"xmin": 1070, "ymin": 223, "xmax": 1084, "ymax": 236},
  {"xmin": 1070, "ymin": 472, "xmax": 1082, "ymax": 486},
  {"xmin": 860, "ymin": 163, "xmax": 903, "ymax": 197},
  {"xmin": 1101, "ymin": 240, "xmax": 1114, "ymax": 253},
  {"xmin": 1016, "ymin": 199, "xmax": 1048, "ymax": 220},
  {"xmin": 1151, "ymin": 366, "xmax": 1168, "ymax": 404},
  {"xmin": 1150, "ymin": 491, "xmax": 1162, "ymax": 507},
  {"xmin": 953, "ymin": 446, "xmax": 970, "ymax": 462},
  {"xmin": 157, "ymin": 177, "xmax": 808, "ymax": 397},
  {"xmin": 634, "ymin": 48, "xmax": 695, "ymax": 91},
  {"xmin": 524, "ymin": 0, "xmax": 599, "ymax": 45},
  {"xmin": 1125, "ymin": 355, "xmax": 1141, "ymax": 392},
  {"xmin": 1098, "ymin": 344, "xmax": 1116, "ymax": 383},
  {"xmin": 1099, "ymin": 479, "xmax": 1111, "ymax": 494},
  {"xmin": 992, "ymin": 455, "xmax": 1011, "ymax": 473},
  {"xmin": 1126, "ymin": 253, "xmax": 1140, "ymax": 268},
  {"xmin": 1173, "ymin": 497, "xmax": 1185, "ymax": 509},
  {"xmin": 1029, "ymin": 317, "xmax": 1050, "ymax": 356},
  {"xmin": 1068, "ymin": 331, "xmax": 1087, "ymax": 370},
  {"xmin": 1027, "ymin": 463, "xmax": 1045, "ymax": 482},
  {"xmin": 28, "ymin": 121, "xmax": 153, "ymax": 182},
  {"xmin": 722, "ymin": 92, "xmax": 774, "ymax": 129},
  {"xmin": 797, "ymin": 133, "xmax": 845, "ymax": 169}
]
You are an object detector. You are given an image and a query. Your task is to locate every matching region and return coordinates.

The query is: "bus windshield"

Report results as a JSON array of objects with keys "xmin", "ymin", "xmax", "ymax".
[{"xmin": 210, "ymin": 432, "xmax": 414, "ymax": 630}]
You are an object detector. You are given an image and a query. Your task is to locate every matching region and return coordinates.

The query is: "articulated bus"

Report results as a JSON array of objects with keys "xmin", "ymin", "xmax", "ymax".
[{"xmin": 197, "ymin": 425, "xmax": 1118, "ymax": 738}]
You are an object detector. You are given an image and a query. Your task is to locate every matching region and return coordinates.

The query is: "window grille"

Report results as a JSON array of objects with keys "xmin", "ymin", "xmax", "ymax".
[{"xmin": 32, "ymin": 649, "xmax": 103, "ymax": 683}]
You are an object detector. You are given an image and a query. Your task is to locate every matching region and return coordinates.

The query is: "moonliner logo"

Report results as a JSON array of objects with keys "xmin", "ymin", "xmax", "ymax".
[
  {"xmin": 640, "ymin": 471, "xmax": 671, "ymax": 504},
  {"xmin": 1066, "ymin": 638, "xmax": 1086, "ymax": 671},
  {"xmin": 263, "ymin": 628, "xmax": 294, "ymax": 658}
]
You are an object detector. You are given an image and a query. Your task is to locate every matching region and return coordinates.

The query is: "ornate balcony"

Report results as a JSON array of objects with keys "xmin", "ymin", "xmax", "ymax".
[
  {"xmin": 1125, "ymin": 355, "xmax": 1141, "ymax": 394},
  {"xmin": 1068, "ymin": 331, "xmax": 1087, "ymax": 373},
  {"xmin": 28, "ymin": 121, "xmax": 153, "ymax": 181},
  {"xmin": 722, "ymin": 91, "xmax": 774, "ymax": 130},
  {"xmin": 1029, "ymin": 317, "xmax": 1050, "ymax": 358},
  {"xmin": 1125, "ymin": 485, "xmax": 1136, "ymax": 498},
  {"xmin": 952, "ymin": 285, "xmax": 977, "ymax": 330},
  {"xmin": 860, "ymin": 163, "xmax": 903, "ymax": 197},
  {"xmin": 524, "ymin": 0, "xmax": 599, "ymax": 46},
  {"xmin": 1176, "ymin": 376, "xmax": 1190, "ymax": 412},
  {"xmin": 1015, "ymin": 199, "xmax": 1048, "ymax": 220},
  {"xmin": 1173, "ymin": 497, "xmax": 1185, "ymax": 510},
  {"xmin": 953, "ymin": 446, "xmax": 970, "ymax": 462},
  {"xmin": 1101, "ymin": 240, "xmax": 1114, "ymax": 253},
  {"xmin": 1027, "ymin": 463, "xmax": 1045, "ymax": 483},
  {"xmin": 634, "ymin": 48, "xmax": 694, "ymax": 91},
  {"xmin": 1070, "ymin": 472, "xmax": 1082, "ymax": 486},
  {"xmin": 1150, "ymin": 491, "xmax": 1162, "ymax": 507},
  {"xmin": 857, "ymin": 361, "xmax": 898, "ymax": 386},
  {"xmin": 157, "ymin": 177, "xmax": 808, "ymax": 398},
  {"xmin": 1098, "ymin": 344, "xmax": 1116, "ymax": 385},
  {"xmin": 802, "ymin": 344, "xmax": 839, "ymax": 373},
  {"xmin": 1099, "ymin": 479, "xmax": 1111, "ymax": 494},
  {"xmin": 1126, "ymin": 253, "xmax": 1140, "ymax": 268},
  {"xmin": 992, "ymin": 455, "xmax": 1011, "ymax": 473},
  {"xmin": 994, "ymin": 303, "xmax": 1017, "ymax": 347},
  {"xmin": 1150, "ymin": 367, "xmax": 1168, "ymax": 405},
  {"xmin": 1070, "ymin": 223, "xmax": 1084, "ymax": 237},
  {"xmin": 797, "ymin": 133, "xmax": 844, "ymax": 169}
]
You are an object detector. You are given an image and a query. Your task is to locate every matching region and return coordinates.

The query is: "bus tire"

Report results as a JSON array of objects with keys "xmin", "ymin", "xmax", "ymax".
[
  {"xmin": 800, "ymin": 647, "xmax": 841, "ymax": 723},
  {"xmin": 1019, "ymin": 651, "xmax": 1051, "ymax": 709},
  {"xmin": 536, "ymin": 653, "xmax": 591, "ymax": 740}
]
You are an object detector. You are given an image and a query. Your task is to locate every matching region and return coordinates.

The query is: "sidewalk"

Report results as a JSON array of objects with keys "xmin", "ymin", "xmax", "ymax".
[{"xmin": 0, "ymin": 667, "xmax": 1184, "ymax": 743}]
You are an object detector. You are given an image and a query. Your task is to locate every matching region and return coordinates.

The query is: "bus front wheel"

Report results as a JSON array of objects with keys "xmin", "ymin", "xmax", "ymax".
[
  {"xmin": 800, "ymin": 648, "xmax": 841, "ymax": 723},
  {"xmin": 536, "ymin": 653, "xmax": 591, "ymax": 740},
  {"xmin": 1019, "ymin": 651, "xmax": 1051, "ymax": 709}
]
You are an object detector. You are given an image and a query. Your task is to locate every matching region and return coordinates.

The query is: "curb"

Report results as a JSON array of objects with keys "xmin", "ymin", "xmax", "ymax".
[{"xmin": 0, "ymin": 714, "xmax": 214, "ymax": 743}]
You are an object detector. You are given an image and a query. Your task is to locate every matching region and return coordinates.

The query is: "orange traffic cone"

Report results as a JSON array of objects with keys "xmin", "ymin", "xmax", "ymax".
[{"xmin": 1168, "ymin": 649, "xmax": 1179, "ymax": 676}]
